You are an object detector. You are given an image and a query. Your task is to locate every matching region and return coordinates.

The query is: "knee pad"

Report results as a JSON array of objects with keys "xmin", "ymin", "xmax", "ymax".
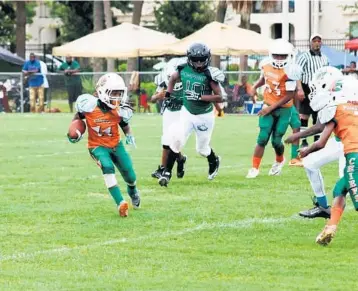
[
  {"xmin": 103, "ymin": 174, "xmax": 117, "ymax": 188},
  {"xmin": 101, "ymin": 165, "xmax": 115, "ymax": 175},
  {"xmin": 257, "ymin": 130, "xmax": 270, "ymax": 147},
  {"xmin": 162, "ymin": 145, "xmax": 170, "ymax": 150}
]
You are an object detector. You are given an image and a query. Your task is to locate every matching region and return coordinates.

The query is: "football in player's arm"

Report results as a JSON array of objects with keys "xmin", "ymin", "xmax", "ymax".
[{"xmin": 67, "ymin": 73, "xmax": 140, "ymax": 217}]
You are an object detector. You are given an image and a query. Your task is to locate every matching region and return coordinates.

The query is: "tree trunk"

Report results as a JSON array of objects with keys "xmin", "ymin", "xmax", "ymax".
[
  {"xmin": 15, "ymin": 1, "xmax": 26, "ymax": 59},
  {"xmin": 103, "ymin": 0, "xmax": 115, "ymax": 72},
  {"xmin": 93, "ymin": 0, "xmax": 104, "ymax": 74},
  {"xmin": 127, "ymin": 1, "xmax": 143, "ymax": 73},
  {"xmin": 212, "ymin": 0, "xmax": 228, "ymax": 68},
  {"xmin": 239, "ymin": 12, "xmax": 250, "ymax": 75}
]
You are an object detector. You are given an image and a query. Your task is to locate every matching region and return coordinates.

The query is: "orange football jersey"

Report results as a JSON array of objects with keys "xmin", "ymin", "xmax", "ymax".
[
  {"xmin": 262, "ymin": 64, "xmax": 293, "ymax": 108},
  {"xmin": 334, "ymin": 103, "xmax": 358, "ymax": 154},
  {"xmin": 84, "ymin": 107, "xmax": 121, "ymax": 149}
]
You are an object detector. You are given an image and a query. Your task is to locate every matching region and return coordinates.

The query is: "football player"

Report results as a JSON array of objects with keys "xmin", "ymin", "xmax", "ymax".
[
  {"xmin": 158, "ymin": 43, "xmax": 225, "ymax": 187},
  {"xmin": 151, "ymin": 58, "xmax": 187, "ymax": 180},
  {"xmin": 246, "ymin": 39, "xmax": 300, "ymax": 178},
  {"xmin": 67, "ymin": 73, "xmax": 140, "ymax": 217},
  {"xmin": 299, "ymin": 76, "xmax": 358, "ymax": 245},
  {"xmin": 285, "ymin": 66, "xmax": 345, "ymax": 219}
]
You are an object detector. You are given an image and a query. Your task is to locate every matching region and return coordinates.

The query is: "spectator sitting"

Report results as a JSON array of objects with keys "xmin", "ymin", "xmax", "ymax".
[
  {"xmin": 22, "ymin": 52, "xmax": 44, "ymax": 113},
  {"xmin": 342, "ymin": 61, "xmax": 358, "ymax": 79},
  {"xmin": 231, "ymin": 75, "xmax": 257, "ymax": 112}
]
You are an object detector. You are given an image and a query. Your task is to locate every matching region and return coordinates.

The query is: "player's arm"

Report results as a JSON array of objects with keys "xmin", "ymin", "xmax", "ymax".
[
  {"xmin": 166, "ymin": 71, "xmax": 180, "ymax": 95},
  {"xmin": 258, "ymin": 91, "xmax": 294, "ymax": 116},
  {"xmin": 72, "ymin": 112, "xmax": 85, "ymax": 121},
  {"xmin": 285, "ymin": 120, "xmax": 324, "ymax": 144},
  {"xmin": 299, "ymin": 121, "xmax": 335, "ymax": 158},
  {"xmin": 120, "ymin": 120, "xmax": 136, "ymax": 148},
  {"xmin": 151, "ymin": 89, "xmax": 166, "ymax": 102},
  {"xmin": 200, "ymin": 80, "xmax": 223, "ymax": 102}
]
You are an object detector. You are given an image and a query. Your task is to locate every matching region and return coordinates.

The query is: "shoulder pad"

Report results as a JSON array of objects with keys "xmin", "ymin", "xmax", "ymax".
[
  {"xmin": 284, "ymin": 63, "xmax": 302, "ymax": 81},
  {"xmin": 259, "ymin": 58, "xmax": 271, "ymax": 70},
  {"xmin": 318, "ymin": 106, "xmax": 337, "ymax": 124},
  {"xmin": 208, "ymin": 67, "xmax": 225, "ymax": 83},
  {"xmin": 75, "ymin": 94, "xmax": 97, "ymax": 113},
  {"xmin": 177, "ymin": 63, "xmax": 186, "ymax": 72}
]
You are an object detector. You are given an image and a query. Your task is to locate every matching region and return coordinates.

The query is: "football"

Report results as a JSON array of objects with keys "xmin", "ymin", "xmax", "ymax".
[{"xmin": 68, "ymin": 119, "xmax": 86, "ymax": 139}]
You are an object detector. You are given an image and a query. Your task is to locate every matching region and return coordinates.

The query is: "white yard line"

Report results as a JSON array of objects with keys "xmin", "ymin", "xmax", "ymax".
[{"xmin": 0, "ymin": 217, "xmax": 294, "ymax": 262}]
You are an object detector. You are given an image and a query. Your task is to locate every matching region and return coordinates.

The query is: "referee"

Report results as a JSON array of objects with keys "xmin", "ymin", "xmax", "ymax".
[{"xmin": 296, "ymin": 33, "xmax": 329, "ymax": 147}]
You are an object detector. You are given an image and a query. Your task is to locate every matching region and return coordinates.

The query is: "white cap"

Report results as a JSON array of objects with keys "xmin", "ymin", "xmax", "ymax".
[{"xmin": 310, "ymin": 33, "xmax": 323, "ymax": 42}]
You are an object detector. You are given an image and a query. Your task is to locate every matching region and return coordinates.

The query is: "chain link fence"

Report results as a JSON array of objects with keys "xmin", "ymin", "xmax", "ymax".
[{"xmin": 0, "ymin": 71, "xmax": 263, "ymax": 114}]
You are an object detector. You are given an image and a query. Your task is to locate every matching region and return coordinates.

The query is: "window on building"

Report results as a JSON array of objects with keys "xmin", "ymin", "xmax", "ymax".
[
  {"xmin": 350, "ymin": 22, "xmax": 358, "ymax": 39},
  {"xmin": 252, "ymin": 0, "xmax": 282, "ymax": 13},
  {"xmin": 271, "ymin": 23, "xmax": 282, "ymax": 39},
  {"xmin": 289, "ymin": 0, "xmax": 295, "ymax": 12},
  {"xmin": 319, "ymin": 0, "xmax": 322, "ymax": 12}
]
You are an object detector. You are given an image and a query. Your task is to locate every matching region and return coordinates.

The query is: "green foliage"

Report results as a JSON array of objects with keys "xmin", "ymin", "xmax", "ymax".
[
  {"xmin": 117, "ymin": 63, "xmax": 127, "ymax": 72},
  {"xmin": 227, "ymin": 64, "xmax": 239, "ymax": 71},
  {"xmin": 140, "ymin": 81, "xmax": 156, "ymax": 98},
  {"xmin": 81, "ymin": 75, "xmax": 96, "ymax": 94},
  {"xmin": 0, "ymin": 2, "xmax": 36, "ymax": 47},
  {"xmin": 48, "ymin": 1, "xmax": 131, "ymax": 44},
  {"xmin": 154, "ymin": 0, "xmax": 215, "ymax": 38}
]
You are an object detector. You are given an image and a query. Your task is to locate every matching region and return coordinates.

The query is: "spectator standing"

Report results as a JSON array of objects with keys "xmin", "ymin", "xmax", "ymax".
[
  {"xmin": 22, "ymin": 53, "xmax": 44, "ymax": 113},
  {"xmin": 296, "ymin": 33, "xmax": 329, "ymax": 147},
  {"xmin": 39, "ymin": 59, "xmax": 50, "ymax": 110},
  {"xmin": 58, "ymin": 55, "xmax": 82, "ymax": 112}
]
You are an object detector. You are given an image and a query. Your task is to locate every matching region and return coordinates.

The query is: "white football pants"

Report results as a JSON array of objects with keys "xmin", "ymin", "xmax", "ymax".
[
  {"xmin": 170, "ymin": 106, "xmax": 215, "ymax": 157},
  {"xmin": 161, "ymin": 109, "xmax": 181, "ymax": 146},
  {"xmin": 303, "ymin": 137, "xmax": 345, "ymax": 199}
]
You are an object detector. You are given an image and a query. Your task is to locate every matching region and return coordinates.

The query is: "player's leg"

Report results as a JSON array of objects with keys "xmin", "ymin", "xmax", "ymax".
[
  {"xmin": 193, "ymin": 110, "xmax": 220, "ymax": 180},
  {"xmin": 159, "ymin": 108, "xmax": 193, "ymax": 187},
  {"xmin": 299, "ymin": 84, "xmax": 311, "ymax": 147},
  {"xmin": 289, "ymin": 106, "xmax": 303, "ymax": 166},
  {"xmin": 29, "ymin": 87, "xmax": 36, "ymax": 113},
  {"xmin": 246, "ymin": 113, "xmax": 274, "ymax": 178},
  {"xmin": 112, "ymin": 141, "xmax": 140, "ymax": 209},
  {"xmin": 67, "ymin": 85, "xmax": 75, "ymax": 113},
  {"xmin": 299, "ymin": 138, "xmax": 344, "ymax": 218},
  {"xmin": 269, "ymin": 108, "xmax": 291, "ymax": 176},
  {"xmin": 89, "ymin": 146, "xmax": 128, "ymax": 217},
  {"xmin": 312, "ymin": 111, "xmax": 320, "ymax": 142}
]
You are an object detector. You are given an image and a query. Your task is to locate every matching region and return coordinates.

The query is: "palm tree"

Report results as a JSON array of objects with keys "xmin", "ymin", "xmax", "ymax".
[
  {"xmin": 103, "ymin": 0, "xmax": 115, "ymax": 72},
  {"xmin": 15, "ymin": 1, "xmax": 26, "ymax": 58},
  {"xmin": 127, "ymin": 1, "xmax": 143, "ymax": 73},
  {"xmin": 93, "ymin": 0, "xmax": 104, "ymax": 73},
  {"xmin": 211, "ymin": 0, "xmax": 228, "ymax": 67}
]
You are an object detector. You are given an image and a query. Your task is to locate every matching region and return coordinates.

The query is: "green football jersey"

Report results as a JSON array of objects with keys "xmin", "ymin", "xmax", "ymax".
[{"xmin": 179, "ymin": 64, "xmax": 213, "ymax": 115}]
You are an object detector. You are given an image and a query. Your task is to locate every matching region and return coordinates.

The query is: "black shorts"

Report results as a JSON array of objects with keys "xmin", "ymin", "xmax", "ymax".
[
  {"xmin": 67, "ymin": 83, "xmax": 82, "ymax": 103},
  {"xmin": 299, "ymin": 83, "xmax": 317, "ymax": 117}
]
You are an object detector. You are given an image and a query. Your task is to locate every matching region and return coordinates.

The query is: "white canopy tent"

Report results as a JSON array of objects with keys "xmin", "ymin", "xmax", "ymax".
[{"xmin": 52, "ymin": 23, "xmax": 179, "ymax": 58}]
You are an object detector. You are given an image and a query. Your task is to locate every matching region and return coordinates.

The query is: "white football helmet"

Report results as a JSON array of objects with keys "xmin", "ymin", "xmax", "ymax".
[
  {"xmin": 269, "ymin": 39, "xmax": 294, "ymax": 69},
  {"xmin": 309, "ymin": 75, "xmax": 358, "ymax": 112},
  {"xmin": 308, "ymin": 66, "xmax": 343, "ymax": 102},
  {"xmin": 96, "ymin": 73, "xmax": 128, "ymax": 109}
]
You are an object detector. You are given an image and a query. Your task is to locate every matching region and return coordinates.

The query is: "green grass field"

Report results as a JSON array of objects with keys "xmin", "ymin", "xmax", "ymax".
[{"xmin": 0, "ymin": 113, "xmax": 357, "ymax": 291}]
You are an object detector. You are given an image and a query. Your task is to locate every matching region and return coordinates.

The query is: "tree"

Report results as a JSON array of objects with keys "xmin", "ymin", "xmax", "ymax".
[
  {"xmin": 127, "ymin": 1, "xmax": 143, "ymax": 73},
  {"xmin": 154, "ymin": 1, "xmax": 214, "ymax": 39},
  {"xmin": 0, "ymin": 2, "xmax": 36, "ymax": 52},
  {"xmin": 103, "ymin": 0, "xmax": 115, "ymax": 72},
  {"xmin": 49, "ymin": 1, "xmax": 131, "ymax": 44},
  {"xmin": 93, "ymin": 0, "xmax": 104, "ymax": 73},
  {"xmin": 212, "ymin": 0, "xmax": 228, "ymax": 67},
  {"xmin": 15, "ymin": 1, "xmax": 26, "ymax": 58}
]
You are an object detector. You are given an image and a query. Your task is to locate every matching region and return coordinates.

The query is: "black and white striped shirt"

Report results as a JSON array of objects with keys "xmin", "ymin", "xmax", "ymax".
[{"xmin": 297, "ymin": 50, "xmax": 329, "ymax": 84}]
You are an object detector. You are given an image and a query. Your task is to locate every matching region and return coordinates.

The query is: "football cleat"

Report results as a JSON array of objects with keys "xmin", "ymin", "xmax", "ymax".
[
  {"xmin": 208, "ymin": 156, "xmax": 221, "ymax": 180},
  {"xmin": 268, "ymin": 157, "xmax": 286, "ymax": 176},
  {"xmin": 176, "ymin": 155, "xmax": 187, "ymax": 179},
  {"xmin": 289, "ymin": 157, "xmax": 303, "ymax": 167},
  {"xmin": 158, "ymin": 171, "xmax": 171, "ymax": 187},
  {"xmin": 118, "ymin": 201, "xmax": 129, "ymax": 217},
  {"xmin": 246, "ymin": 168, "xmax": 259, "ymax": 179},
  {"xmin": 299, "ymin": 206, "xmax": 331, "ymax": 219},
  {"xmin": 316, "ymin": 224, "xmax": 337, "ymax": 246},
  {"xmin": 129, "ymin": 191, "xmax": 141, "ymax": 209},
  {"xmin": 151, "ymin": 165, "xmax": 164, "ymax": 179}
]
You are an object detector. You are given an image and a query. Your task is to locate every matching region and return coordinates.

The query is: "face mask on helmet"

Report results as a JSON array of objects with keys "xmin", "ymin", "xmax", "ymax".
[
  {"xmin": 187, "ymin": 43, "xmax": 211, "ymax": 72},
  {"xmin": 96, "ymin": 73, "xmax": 128, "ymax": 109},
  {"xmin": 269, "ymin": 39, "xmax": 294, "ymax": 69},
  {"xmin": 310, "ymin": 79, "xmax": 345, "ymax": 112}
]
